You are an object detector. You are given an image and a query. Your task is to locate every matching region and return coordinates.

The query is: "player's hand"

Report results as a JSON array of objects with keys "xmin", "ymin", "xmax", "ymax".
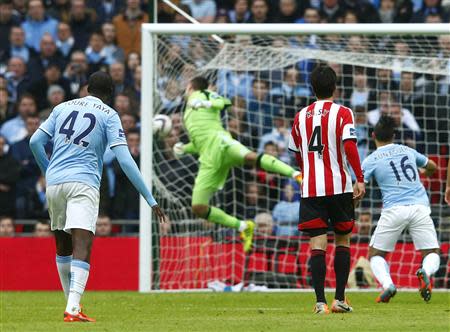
[
  {"xmin": 152, "ymin": 205, "xmax": 167, "ymax": 223},
  {"xmin": 445, "ymin": 186, "xmax": 450, "ymax": 205},
  {"xmin": 353, "ymin": 182, "xmax": 366, "ymax": 201},
  {"xmin": 173, "ymin": 142, "xmax": 185, "ymax": 158}
]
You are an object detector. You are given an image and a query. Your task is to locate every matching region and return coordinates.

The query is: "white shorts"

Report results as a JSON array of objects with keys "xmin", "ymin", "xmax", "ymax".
[
  {"xmin": 370, "ymin": 204, "xmax": 439, "ymax": 252},
  {"xmin": 47, "ymin": 182, "xmax": 100, "ymax": 234}
]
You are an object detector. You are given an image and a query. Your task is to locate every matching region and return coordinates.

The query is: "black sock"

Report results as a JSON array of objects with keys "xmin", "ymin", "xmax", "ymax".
[
  {"xmin": 334, "ymin": 246, "xmax": 351, "ymax": 301},
  {"xmin": 311, "ymin": 249, "xmax": 327, "ymax": 303}
]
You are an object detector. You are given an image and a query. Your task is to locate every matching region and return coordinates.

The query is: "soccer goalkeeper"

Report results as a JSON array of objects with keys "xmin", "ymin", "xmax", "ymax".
[{"xmin": 174, "ymin": 76, "xmax": 302, "ymax": 252}]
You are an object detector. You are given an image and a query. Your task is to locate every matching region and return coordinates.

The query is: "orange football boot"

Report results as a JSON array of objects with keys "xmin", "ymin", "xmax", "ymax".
[{"xmin": 64, "ymin": 310, "xmax": 96, "ymax": 322}]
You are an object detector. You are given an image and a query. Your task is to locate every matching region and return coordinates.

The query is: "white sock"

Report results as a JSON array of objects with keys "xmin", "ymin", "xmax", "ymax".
[
  {"xmin": 56, "ymin": 255, "xmax": 72, "ymax": 299},
  {"xmin": 370, "ymin": 256, "xmax": 394, "ymax": 290},
  {"xmin": 238, "ymin": 221, "xmax": 248, "ymax": 232},
  {"xmin": 422, "ymin": 252, "xmax": 440, "ymax": 277},
  {"xmin": 66, "ymin": 259, "xmax": 90, "ymax": 315}
]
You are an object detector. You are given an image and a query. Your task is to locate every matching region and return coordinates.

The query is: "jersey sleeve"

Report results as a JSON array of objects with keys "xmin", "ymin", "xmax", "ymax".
[
  {"xmin": 361, "ymin": 156, "xmax": 375, "ymax": 183},
  {"xmin": 340, "ymin": 107, "xmax": 357, "ymax": 141},
  {"xmin": 107, "ymin": 113, "xmax": 127, "ymax": 148},
  {"xmin": 409, "ymin": 147, "xmax": 428, "ymax": 168},
  {"xmin": 39, "ymin": 107, "xmax": 58, "ymax": 137},
  {"xmin": 288, "ymin": 113, "xmax": 300, "ymax": 153}
]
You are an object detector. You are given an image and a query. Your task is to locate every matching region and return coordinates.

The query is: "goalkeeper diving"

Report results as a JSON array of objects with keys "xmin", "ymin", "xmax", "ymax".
[{"xmin": 174, "ymin": 76, "xmax": 302, "ymax": 252}]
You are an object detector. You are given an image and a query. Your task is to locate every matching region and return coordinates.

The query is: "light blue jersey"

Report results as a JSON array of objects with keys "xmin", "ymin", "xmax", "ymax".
[
  {"xmin": 39, "ymin": 96, "xmax": 127, "ymax": 190},
  {"xmin": 362, "ymin": 144, "xmax": 429, "ymax": 209}
]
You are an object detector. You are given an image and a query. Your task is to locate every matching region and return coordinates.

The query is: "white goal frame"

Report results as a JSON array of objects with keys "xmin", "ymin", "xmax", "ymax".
[{"xmin": 139, "ymin": 23, "xmax": 450, "ymax": 293}]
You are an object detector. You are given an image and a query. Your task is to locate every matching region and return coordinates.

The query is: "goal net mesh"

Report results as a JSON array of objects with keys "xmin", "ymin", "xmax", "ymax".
[{"xmin": 150, "ymin": 33, "xmax": 450, "ymax": 290}]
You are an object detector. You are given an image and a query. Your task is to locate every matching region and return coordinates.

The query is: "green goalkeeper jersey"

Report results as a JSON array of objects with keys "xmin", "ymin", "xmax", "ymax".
[{"xmin": 183, "ymin": 90, "xmax": 231, "ymax": 153}]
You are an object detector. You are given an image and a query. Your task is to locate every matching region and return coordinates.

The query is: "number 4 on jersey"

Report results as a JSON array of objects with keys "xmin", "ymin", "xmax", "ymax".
[{"xmin": 308, "ymin": 125, "xmax": 324, "ymax": 155}]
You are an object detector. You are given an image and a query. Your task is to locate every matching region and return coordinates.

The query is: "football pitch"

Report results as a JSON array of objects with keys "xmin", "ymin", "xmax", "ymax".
[{"xmin": 1, "ymin": 291, "xmax": 449, "ymax": 332}]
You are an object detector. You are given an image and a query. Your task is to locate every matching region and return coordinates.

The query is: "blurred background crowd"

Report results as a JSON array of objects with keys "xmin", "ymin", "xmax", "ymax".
[{"xmin": 0, "ymin": 0, "xmax": 449, "ymax": 239}]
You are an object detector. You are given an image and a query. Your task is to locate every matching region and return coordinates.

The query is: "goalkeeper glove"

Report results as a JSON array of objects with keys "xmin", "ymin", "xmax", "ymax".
[
  {"xmin": 189, "ymin": 99, "xmax": 212, "ymax": 109},
  {"xmin": 173, "ymin": 142, "xmax": 185, "ymax": 158}
]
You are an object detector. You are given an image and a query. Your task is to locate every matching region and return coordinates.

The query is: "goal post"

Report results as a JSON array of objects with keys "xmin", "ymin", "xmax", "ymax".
[{"xmin": 140, "ymin": 23, "xmax": 450, "ymax": 293}]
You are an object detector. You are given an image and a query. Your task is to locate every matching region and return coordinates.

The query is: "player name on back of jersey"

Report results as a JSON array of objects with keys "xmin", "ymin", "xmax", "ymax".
[
  {"xmin": 66, "ymin": 98, "xmax": 112, "ymax": 115},
  {"xmin": 372, "ymin": 145, "xmax": 410, "ymax": 161},
  {"xmin": 305, "ymin": 106, "xmax": 330, "ymax": 118}
]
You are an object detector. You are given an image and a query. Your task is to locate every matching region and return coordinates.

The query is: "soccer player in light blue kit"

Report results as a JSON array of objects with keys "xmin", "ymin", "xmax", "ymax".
[
  {"xmin": 362, "ymin": 116, "xmax": 439, "ymax": 304},
  {"xmin": 29, "ymin": 71, "xmax": 166, "ymax": 322}
]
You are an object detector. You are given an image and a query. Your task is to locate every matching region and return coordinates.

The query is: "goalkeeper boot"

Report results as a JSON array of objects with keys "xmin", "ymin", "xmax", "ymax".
[
  {"xmin": 331, "ymin": 298, "xmax": 353, "ymax": 313},
  {"xmin": 240, "ymin": 220, "xmax": 255, "ymax": 253},
  {"xmin": 416, "ymin": 268, "xmax": 432, "ymax": 302},
  {"xmin": 376, "ymin": 284, "xmax": 397, "ymax": 303},
  {"xmin": 292, "ymin": 171, "xmax": 303, "ymax": 184},
  {"xmin": 313, "ymin": 302, "xmax": 330, "ymax": 314},
  {"xmin": 64, "ymin": 310, "xmax": 96, "ymax": 322}
]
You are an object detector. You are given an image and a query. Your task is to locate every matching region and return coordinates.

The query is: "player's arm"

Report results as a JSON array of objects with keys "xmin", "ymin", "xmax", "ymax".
[
  {"xmin": 288, "ymin": 113, "xmax": 303, "ymax": 170},
  {"xmin": 29, "ymin": 129, "xmax": 51, "ymax": 174},
  {"xmin": 422, "ymin": 159, "xmax": 437, "ymax": 177},
  {"xmin": 411, "ymin": 147, "xmax": 437, "ymax": 177},
  {"xmin": 341, "ymin": 108, "xmax": 365, "ymax": 200},
  {"xmin": 111, "ymin": 145, "xmax": 166, "ymax": 223},
  {"xmin": 188, "ymin": 92, "xmax": 231, "ymax": 111}
]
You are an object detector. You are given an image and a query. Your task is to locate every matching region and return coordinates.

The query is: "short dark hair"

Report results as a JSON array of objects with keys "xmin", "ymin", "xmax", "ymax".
[
  {"xmin": 190, "ymin": 76, "xmax": 209, "ymax": 91},
  {"xmin": 373, "ymin": 115, "xmax": 396, "ymax": 142},
  {"xmin": 87, "ymin": 71, "xmax": 113, "ymax": 98},
  {"xmin": 310, "ymin": 65, "xmax": 337, "ymax": 99}
]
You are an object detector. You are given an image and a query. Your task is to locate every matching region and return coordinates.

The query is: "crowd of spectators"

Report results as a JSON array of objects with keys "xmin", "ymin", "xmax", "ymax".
[{"xmin": 0, "ymin": 0, "xmax": 448, "ymax": 239}]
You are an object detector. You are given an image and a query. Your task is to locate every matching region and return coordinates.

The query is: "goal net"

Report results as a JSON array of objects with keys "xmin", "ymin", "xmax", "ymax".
[{"xmin": 142, "ymin": 24, "xmax": 450, "ymax": 291}]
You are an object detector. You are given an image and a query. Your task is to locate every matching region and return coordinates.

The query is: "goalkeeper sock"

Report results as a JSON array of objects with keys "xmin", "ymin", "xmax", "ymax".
[
  {"xmin": 258, "ymin": 154, "xmax": 295, "ymax": 178},
  {"xmin": 66, "ymin": 259, "xmax": 90, "ymax": 315},
  {"xmin": 56, "ymin": 255, "xmax": 72, "ymax": 299},
  {"xmin": 370, "ymin": 255, "xmax": 394, "ymax": 289},
  {"xmin": 334, "ymin": 246, "xmax": 350, "ymax": 301},
  {"xmin": 311, "ymin": 249, "xmax": 327, "ymax": 303},
  {"xmin": 422, "ymin": 252, "xmax": 440, "ymax": 277},
  {"xmin": 207, "ymin": 207, "xmax": 241, "ymax": 230}
]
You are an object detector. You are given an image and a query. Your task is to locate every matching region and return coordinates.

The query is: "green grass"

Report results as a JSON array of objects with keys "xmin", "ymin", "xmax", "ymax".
[{"xmin": 1, "ymin": 291, "xmax": 449, "ymax": 332}]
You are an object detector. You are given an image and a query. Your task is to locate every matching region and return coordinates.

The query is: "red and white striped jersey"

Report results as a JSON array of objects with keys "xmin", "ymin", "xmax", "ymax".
[{"xmin": 289, "ymin": 100, "xmax": 357, "ymax": 198}]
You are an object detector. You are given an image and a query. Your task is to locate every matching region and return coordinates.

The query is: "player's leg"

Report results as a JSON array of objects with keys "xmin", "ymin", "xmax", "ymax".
[
  {"xmin": 47, "ymin": 184, "xmax": 73, "ymax": 300},
  {"xmin": 408, "ymin": 205, "xmax": 440, "ymax": 302},
  {"xmin": 299, "ymin": 196, "xmax": 329, "ymax": 313},
  {"xmin": 367, "ymin": 206, "xmax": 407, "ymax": 303},
  {"xmin": 63, "ymin": 183, "xmax": 98, "ymax": 322},
  {"xmin": 329, "ymin": 193, "xmax": 355, "ymax": 312}
]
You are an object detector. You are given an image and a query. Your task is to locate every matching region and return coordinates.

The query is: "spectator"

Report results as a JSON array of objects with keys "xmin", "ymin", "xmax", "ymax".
[
  {"xmin": 182, "ymin": 0, "xmax": 217, "ymax": 23},
  {"xmin": 33, "ymin": 220, "xmax": 51, "ymax": 237},
  {"xmin": 47, "ymin": 0, "xmax": 71, "ymax": 22},
  {"xmin": 102, "ymin": 22, "xmax": 125, "ymax": 64},
  {"xmin": 1, "ymin": 26, "xmax": 34, "ymax": 65},
  {"xmin": 120, "ymin": 112, "xmax": 137, "ymax": 135},
  {"xmin": 248, "ymin": 79, "xmax": 274, "ymax": 135},
  {"xmin": 0, "ymin": 216, "xmax": 15, "ymax": 237},
  {"xmin": 159, "ymin": 78, "xmax": 183, "ymax": 113},
  {"xmin": 272, "ymin": 182, "xmax": 300, "ymax": 236},
  {"xmin": 275, "ymin": 0, "xmax": 300, "ymax": 23},
  {"xmin": 28, "ymin": 63, "xmax": 71, "ymax": 110},
  {"xmin": 411, "ymin": 0, "xmax": 449, "ymax": 22},
  {"xmin": 354, "ymin": 210, "xmax": 372, "ymax": 241},
  {"xmin": 0, "ymin": 0, "xmax": 20, "ymax": 56},
  {"xmin": 21, "ymin": 0, "xmax": 58, "ymax": 52},
  {"xmin": 129, "ymin": 64, "xmax": 141, "ymax": 103},
  {"xmin": 256, "ymin": 141, "xmax": 282, "ymax": 209},
  {"xmin": 112, "ymin": 129, "xmax": 140, "ymax": 220},
  {"xmin": 254, "ymin": 212, "xmax": 274, "ymax": 235},
  {"xmin": 378, "ymin": 0, "xmax": 396, "ymax": 23},
  {"xmin": 341, "ymin": 0, "xmax": 380, "ymax": 23},
  {"xmin": 27, "ymin": 33, "xmax": 65, "ymax": 82},
  {"xmin": 0, "ymin": 137, "xmax": 20, "ymax": 217},
  {"xmin": 257, "ymin": 109, "xmax": 290, "ymax": 164},
  {"xmin": 40, "ymin": 84, "xmax": 65, "ymax": 119},
  {"xmin": 12, "ymin": 0, "xmax": 27, "ymax": 21},
  {"xmin": 320, "ymin": 0, "xmax": 346, "ymax": 23},
  {"xmin": 63, "ymin": 50, "xmax": 89, "ymax": 95},
  {"xmin": 425, "ymin": 12, "xmax": 444, "ymax": 22},
  {"xmin": 0, "ymin": 93, "xmax": 37, "ymax": 144},
  {"xmin": 228, "ymin": 0, "xmax": 250, "ymax": 23},
  {"xmin": 5, "ymin": 56, "xmax": 31, "ymax": 103},
  {"xmin": 217, "ymin": 69, "xmax": 254, "ymax": 100},
  {"xmin": 109, "ymin": 61, "xmax": 127, "ymax": 95},
  {"xmin": 10, "ymin": 114, "xmax": 42, "ymax": 218},
  {"xmin": 55, "ymin": 22, "xmax": 76, "ymax": 60},
  {"xmin": 349, "ymin": 69, "xmax": 376, "ymax": 109},
  {"xmin": 188, "ymin": 40, "xmax": 207, "ymax": 68},
  {"xmin": 243, "ymin": 182, "xmax": 263, "ymax": 219},
  {"xmin": 69, "ymin": 0, "xmax": 97, "ymax": 51},
  {"xmin": 298, "ymin": 7, "xmax": 321, "ymax": 23},
  {"xmin": 85, "ymin": 31, "xmax": 111, "ymax": 72},
  {"xmin": 113, "ymin": 0, "xmax": 149, "ymax": 57},
  {"xmin": 248, "ymin": 0, "xmax": 271, "ymax": 23},
  {"xmin": 0, "ymin": 88, "xmax": 14, "ymax": 125},
  {"xmin": 88, "ymin": 0, "xmax": 125, "ymax": 24},
  {"xmin": 125, "ymin": 51, "xmax": 140, "ymax": 82},
  {"xmin": 354, "ymin": 105, "xmax": 369, "ymax": 161},
  {"xmin": 114, "ymin": 93, "xmax": 132, "ymax": 115},
  {"xmin": 96, "ymin": 214, "xmax": 112, "ymax": 237}
]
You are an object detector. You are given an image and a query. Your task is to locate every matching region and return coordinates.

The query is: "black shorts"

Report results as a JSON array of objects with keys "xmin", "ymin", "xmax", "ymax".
[{"xmin": 299, "ymin": 193, "xmax": 355, "ymax": 237}]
